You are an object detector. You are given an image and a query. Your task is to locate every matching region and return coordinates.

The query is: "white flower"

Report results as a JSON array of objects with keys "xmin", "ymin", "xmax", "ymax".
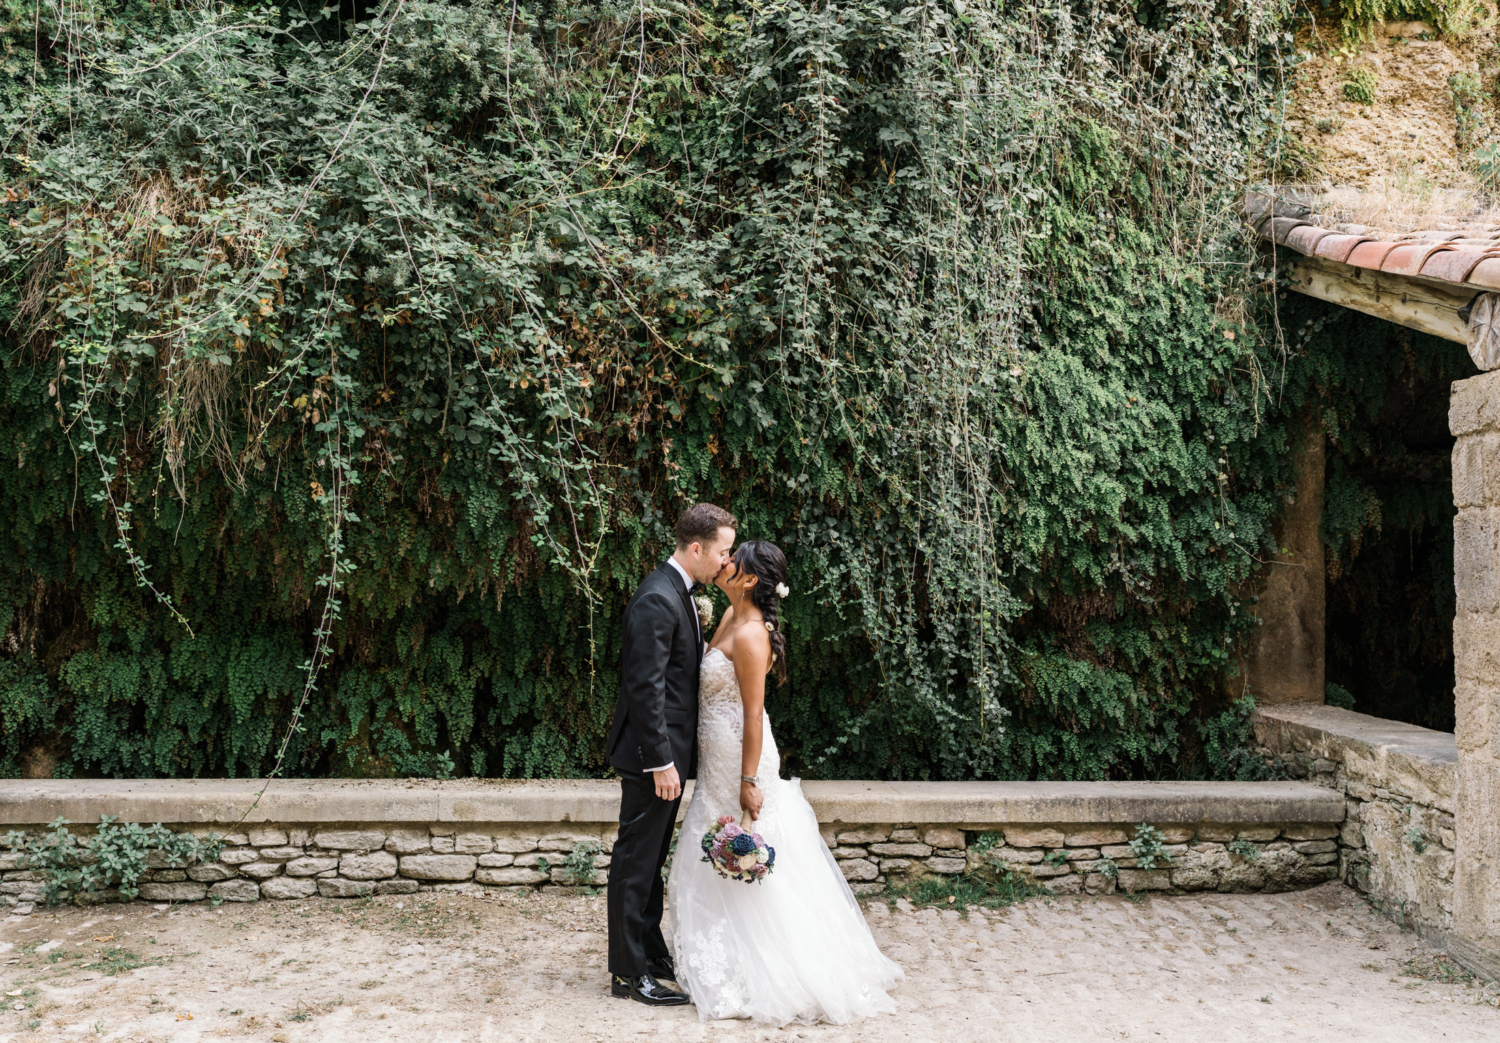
[
  {"xmin": 775, "ymin": 582, "xmax": 790, "ymax": 598},
  {"xmin": 694, "ymin": 594, "xmax": 715, "ymax": 630}
]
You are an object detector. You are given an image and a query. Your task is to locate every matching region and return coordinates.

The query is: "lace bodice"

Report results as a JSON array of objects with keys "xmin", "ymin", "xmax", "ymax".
[{"xmin": 685, "ymin": 647, "xmax": 785, "ymax": 834}]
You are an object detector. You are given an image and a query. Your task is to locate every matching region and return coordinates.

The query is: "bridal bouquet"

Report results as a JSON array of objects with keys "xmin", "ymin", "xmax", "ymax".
[{"xmin": 701, "ymin": 814, "xmax": 776, "ymax": 883}]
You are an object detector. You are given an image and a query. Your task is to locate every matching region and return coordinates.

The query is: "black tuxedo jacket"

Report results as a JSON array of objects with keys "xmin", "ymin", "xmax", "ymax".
[{"xmin": 606, "ymin": 563, "xmax": 702, "ymax": 777}]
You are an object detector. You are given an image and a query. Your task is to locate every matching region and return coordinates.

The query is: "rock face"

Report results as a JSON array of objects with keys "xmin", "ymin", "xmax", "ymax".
[
  {"xmin": 340, "ymin": 851, "xmax": 398, "ymax": 881},
  {"xmin": 399, "ymin": 855, "xmax": 478, "ymax": 881},
  {"xmin": 261, "ymin": 876, "xmax": 318, "ymax": 900}
]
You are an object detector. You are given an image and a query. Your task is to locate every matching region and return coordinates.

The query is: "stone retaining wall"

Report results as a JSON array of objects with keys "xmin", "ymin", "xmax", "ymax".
[
  {"xmin": 1254, "ymin": 703, "xmax": 1458, "ymax": 937},
  {"xmin": 823, "ymin": 822, "xmax": 1340, "ymax": 896},
  {"xmin": 0, "ymin": 778, "xmax": 1348, "ymax": 908}
]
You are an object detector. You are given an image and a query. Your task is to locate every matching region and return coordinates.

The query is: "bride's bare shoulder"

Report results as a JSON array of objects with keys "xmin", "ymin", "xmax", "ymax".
[{"xmin": 730, "ymin": 618, "xmax": 772, "ymax": 663}]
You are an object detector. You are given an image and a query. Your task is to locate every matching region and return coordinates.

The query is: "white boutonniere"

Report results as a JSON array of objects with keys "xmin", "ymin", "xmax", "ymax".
[{"xmin": 694, "ymin": 594, "xmax": 715, "ymax": 631}]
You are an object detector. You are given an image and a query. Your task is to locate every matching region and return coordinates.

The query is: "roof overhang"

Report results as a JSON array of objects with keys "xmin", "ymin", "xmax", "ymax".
[{"xmin": 1247, "ymin": 191, "xmax": 1500, "ymax": 359}]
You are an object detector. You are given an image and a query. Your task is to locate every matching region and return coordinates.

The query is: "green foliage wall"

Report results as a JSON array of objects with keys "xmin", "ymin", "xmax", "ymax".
[{"xmin": 0, "ymin": 0, "xmax": 1341, "ymax": 783}]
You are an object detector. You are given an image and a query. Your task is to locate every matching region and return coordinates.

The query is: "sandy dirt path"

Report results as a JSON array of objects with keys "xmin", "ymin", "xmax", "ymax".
[{"xmin": 0, "ymin": 881, "xmax": 1494, "ymax": 1042}]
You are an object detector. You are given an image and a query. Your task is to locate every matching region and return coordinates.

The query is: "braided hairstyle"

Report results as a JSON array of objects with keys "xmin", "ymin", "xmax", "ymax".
[{"xmin": 732, "ymin": 540, "xmax": 788, "ymax": 685}]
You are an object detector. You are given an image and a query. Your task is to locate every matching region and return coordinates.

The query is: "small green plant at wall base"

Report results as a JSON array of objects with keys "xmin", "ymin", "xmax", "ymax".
[
  {"xmin": 1343, "ymin": 67, "xmax": 1378, "ymax": 106},
  {"xmin": 1405, "ymin": 825, "xmax": 1428, "ymax": 853},
  {"xmin": 885, "ymin": 871, "xmax": 1047, "ymax": 912},
  {"xmin": 560, "ymin": 840, "xmax": 603, "ymax": 886},
  {"xmin": 4, "ymin": 816, "xmax": 223, "ymax": 905},
  {"xmin": 1043, "ymin": 850, "xmax": 1068, "ymax": 867},
  {"xmin": 1229, "ymin": 839, "xmax": 1261, "ymax": 862},
  {"xmin": 1128, "ymin": 824, "xmax": 1171, "ymax": 871},
  {"xmin": 1097, "ymin": 858, "xmax": 1120, "ymax": 881},
  {"xmin": 970, "ymin": 833, "xmax": 1001, "ymax": 859}
]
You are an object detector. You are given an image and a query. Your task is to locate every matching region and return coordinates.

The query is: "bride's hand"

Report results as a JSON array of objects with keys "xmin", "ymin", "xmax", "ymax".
[{"xmin": 739, "ymin": 780, "xmax": 763, "ymax": 820}]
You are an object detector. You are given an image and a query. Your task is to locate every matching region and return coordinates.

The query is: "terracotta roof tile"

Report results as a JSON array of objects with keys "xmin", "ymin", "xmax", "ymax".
[
  {"xmin": 1346, "ymin": 240, "xmax": 1401, "ymax": 270},
  {"xmin": 1313, "ymin": 233, "xmax": 1371, "ymax": 263},
  {"xmin": 1285, "ymin": 225, "xmax": 1333, "ymax": 255},
  {"xmin": 1420, "ymin": 248, "xmax": 1500, "ymax": 284},
  {"xmin": 1470, "ymin": 258, "xmax": 1500, "ymax": 291},
  {"xmin": 1248, "ymin": 192, "xmax": 1500, "ymax": 301},
  {"xmin": 1381, "ymin": 242, "xmax": 1454, "ymax": 277}
]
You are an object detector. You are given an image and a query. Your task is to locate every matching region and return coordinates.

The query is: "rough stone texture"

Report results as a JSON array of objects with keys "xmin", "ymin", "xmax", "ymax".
[
  {"xmin": 247, "ymin": 830, "xmax": 287, "ymax": 847},
  {"xmin": 1004, "ymin": 828, "xmax": 1065, "ymax": 848},
  {"xmin": 399, "ymin": 854, "xmax": 478, "ymax": 881},
  {"xmin": 492, "ymin": 834, "xmax": 541, "ymax": 854},
  {"xmin": 1255, "ymin": 699, "xmax": 1465, "ymax": 965},
  {"xmin": 430, "ymin": 836, "xmax": 456, "ymax": 854},
  {"xmin": 868, "ymin": 843, "xmax": 932, "ymax": 858},
  {"xmin": 925, "ymin": 857, "xmax": 966, "ymax": 875},
  {"xmin": 838, "ymin": 859, "xmax": 879, "ymax": 882},
  {"xmin": 186, "ymin": 864, "xmax": 236, "ymax": 883},
  {"xmin": 454, "ymin": 833, "xmax": 494, "ymax": 854},
  {"xmin": 836, "ymin": 830, "xmax": 891, "ymax": 845},
  {"xmin": 384, "ymin": 830, "xmax": 431, "ymax": 855},
  {"xmin": 208, "ymin": 879, "xmax": 259, "ymax": 902},
  {"xmin": 476, "ymin": 868, "xmax": 548, "ymax": 886},
  {"xmin": 218, "ymin": 848, "xmax": 260, "ymax": 866},
  {"xmin": 340, "ymin": 851, "xmax": 399, "ymax": 880},
  {"xmin": 1063, "ymin": 829, "xmax": 1128, "ymax": 847},
  {"xmin": 476, "ymin": 853, "xmax": 515, "ymax": 868},
  {"xmin": 137, "ymin": 882, "xmax": 208, "ymax": 902},
  {"xmin": 237, "ymin": 862, "xmax": 283, "ymax": 881},
  {"xmin": 283, "ymin": 856, "xmax": 340, "ymax": 877},
  {"xmin": 1116, "ymin": 869, "xmax": 1171, "ymax": 892},
  {"xmin": 1450, "ymin": 369, "xmax": 1500, "ymax": 981},
  {"xmin": 1241, "ymin": 412, "xmax": 1324, "ymax": 705},
  {"xmin": 374, "ymin": 879, "xmax": 418, "ymax": 895},
  {"xmin": 260, "ymin": 876, "xmax": 318, "ymax": 900},
  {"xmin": 312, "ymin": 831, "xmax": 386, "ymax": 852},
  {"xmin": 318, "ymin": 878, "xmax": 375, "ymax": 898},
  {"xmin": 922, "ymin": 827, "xmax": 965, "ymax": 849}
]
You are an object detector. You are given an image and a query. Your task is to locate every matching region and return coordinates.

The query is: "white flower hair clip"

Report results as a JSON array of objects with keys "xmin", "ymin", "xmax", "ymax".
[{"xmin": 775, "ymin": 582, "xmax": 790, "ymax": 598}]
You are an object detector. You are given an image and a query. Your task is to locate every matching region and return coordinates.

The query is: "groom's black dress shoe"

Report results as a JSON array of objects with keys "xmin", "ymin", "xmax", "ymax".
[
  {"xmin": 646, "ymin": 956, "xmax": 677, "ymax": 982},
  {"xmin": 612, "ymin": 973, "xmax": 689, "ymax": 1006}
]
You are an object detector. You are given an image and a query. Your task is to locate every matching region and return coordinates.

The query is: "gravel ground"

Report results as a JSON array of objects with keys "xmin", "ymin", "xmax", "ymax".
[{"xmin": 0, "ymin": 881, "xmax": 1495, "ymax": 1042}]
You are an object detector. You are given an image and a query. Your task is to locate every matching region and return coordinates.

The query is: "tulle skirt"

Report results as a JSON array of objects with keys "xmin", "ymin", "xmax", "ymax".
[{"xmin": 666, "ymin": 778, "xmax": 903, "ymax": 1025}]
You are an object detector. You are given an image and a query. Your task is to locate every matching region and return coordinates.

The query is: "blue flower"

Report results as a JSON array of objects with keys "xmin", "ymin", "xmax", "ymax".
[
  {"xmin": 765, "ymin": 846, "xmax": 776, "ymax": 867},
  {"xmin": 731, "ymin": 833, "xmax": 756, "ymax": 856}
]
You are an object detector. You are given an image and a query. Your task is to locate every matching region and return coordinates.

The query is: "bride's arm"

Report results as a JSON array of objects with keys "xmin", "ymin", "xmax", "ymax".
[{"xmin": 732, "ymin": 626, "xmax": 772, "ymax": 820}]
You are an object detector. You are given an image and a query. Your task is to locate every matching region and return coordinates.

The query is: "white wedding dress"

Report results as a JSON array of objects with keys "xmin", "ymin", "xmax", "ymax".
[{"xmin": 666, "ymin": 647, "xmax": 902, "ymax": 1024}]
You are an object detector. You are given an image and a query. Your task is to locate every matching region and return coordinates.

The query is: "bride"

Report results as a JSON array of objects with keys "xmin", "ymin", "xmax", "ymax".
[{"xmin": 666, "ymin": 540, "xmax": 902, "ymax": 1025}]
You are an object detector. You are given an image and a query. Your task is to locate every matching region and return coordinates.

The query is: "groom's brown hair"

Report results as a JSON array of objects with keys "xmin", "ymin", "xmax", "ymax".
[{"xmin": 675, "ymin": 503, "xmax": 737, "ymax": 548}]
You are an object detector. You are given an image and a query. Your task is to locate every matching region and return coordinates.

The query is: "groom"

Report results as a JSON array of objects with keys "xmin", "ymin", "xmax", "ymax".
[{"xmin": 606, "ymin": 503, "xmax": 737, "ymax": 1006}]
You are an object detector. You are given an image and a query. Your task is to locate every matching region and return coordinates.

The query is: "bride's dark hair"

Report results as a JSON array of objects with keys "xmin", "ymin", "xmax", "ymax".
[{"xmin": 732, "ymin": 540, "xmax": 788, "ymax": 685}]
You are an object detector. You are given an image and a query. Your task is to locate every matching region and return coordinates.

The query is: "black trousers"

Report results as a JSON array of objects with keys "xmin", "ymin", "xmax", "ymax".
[{"xmin": 607, "ymin": 771, "xmax": 681, "ymax": 978}]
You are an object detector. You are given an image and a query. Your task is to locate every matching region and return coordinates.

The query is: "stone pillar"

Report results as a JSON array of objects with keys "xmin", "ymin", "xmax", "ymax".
[
  {"xmin": 1242, "ymin": 412, "xmax": 1326, "ymax": 705},
  {"xmin": 1450, "ymin": 370, "xmax": 1500, "ymax": 979}
]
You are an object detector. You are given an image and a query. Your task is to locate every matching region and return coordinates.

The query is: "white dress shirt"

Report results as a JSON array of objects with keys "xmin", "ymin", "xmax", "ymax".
[{"xmin": 645, "ymin": 557, "xmax": 698, "ymax": 774}]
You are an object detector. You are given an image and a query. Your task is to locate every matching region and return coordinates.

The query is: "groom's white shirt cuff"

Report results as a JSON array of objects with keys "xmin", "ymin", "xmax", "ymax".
[{"xmin": 647, "ymin": 556, "xmax": 697, "ymax": 774}]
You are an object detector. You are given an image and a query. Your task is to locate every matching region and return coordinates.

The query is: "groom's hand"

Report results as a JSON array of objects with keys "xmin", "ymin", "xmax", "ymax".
[{"xmin": 653, "ymin": 765, "xmax": 682, "ymax": 802}]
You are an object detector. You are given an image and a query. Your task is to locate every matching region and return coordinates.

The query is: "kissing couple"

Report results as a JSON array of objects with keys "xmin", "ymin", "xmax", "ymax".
[{"xmin": 604, "ymin": 503, "xmax": 902, "ymax": 1025}]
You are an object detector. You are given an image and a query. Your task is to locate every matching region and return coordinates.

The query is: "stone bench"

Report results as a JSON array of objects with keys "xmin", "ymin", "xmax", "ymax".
[
  {"xmin": 1254, "ymin": 703, "xmax": 1458, "ymax": 944},
  {"xmin": 0, "ymin": 778, "xmax": 1345, "ymax": 905}
]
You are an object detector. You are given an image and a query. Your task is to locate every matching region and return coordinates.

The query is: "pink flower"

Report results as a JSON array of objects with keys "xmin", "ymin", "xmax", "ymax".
[{"xmin": 716, "ymin": 814, "xmax": 736, "ymax": 826}]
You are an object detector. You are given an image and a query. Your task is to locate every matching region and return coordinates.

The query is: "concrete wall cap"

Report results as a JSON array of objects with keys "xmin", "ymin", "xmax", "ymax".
[{"xmin": 0, "ymin": 778, "xmax": 1343, "ymax": 828}]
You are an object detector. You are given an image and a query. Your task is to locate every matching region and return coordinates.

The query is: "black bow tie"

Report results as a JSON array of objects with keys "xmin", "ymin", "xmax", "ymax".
[{"xmin": 689, "ymin": 582, "xmax": 703, "ymax": 594}]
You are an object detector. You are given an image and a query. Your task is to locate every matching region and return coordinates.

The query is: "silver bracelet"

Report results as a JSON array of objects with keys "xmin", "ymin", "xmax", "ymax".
[{"xmin": 741, "ymin": 775, "xmax": 759, "ymax": 785}]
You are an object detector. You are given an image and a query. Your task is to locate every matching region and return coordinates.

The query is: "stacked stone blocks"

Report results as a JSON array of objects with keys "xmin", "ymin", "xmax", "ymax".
[
  {"xmin": 0, "ymin": 826, "xmax": 617, "ymax": 905},
  {"xmin": 817, "ymin": 822, "xmax": 1339, "ymax": 896}
]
